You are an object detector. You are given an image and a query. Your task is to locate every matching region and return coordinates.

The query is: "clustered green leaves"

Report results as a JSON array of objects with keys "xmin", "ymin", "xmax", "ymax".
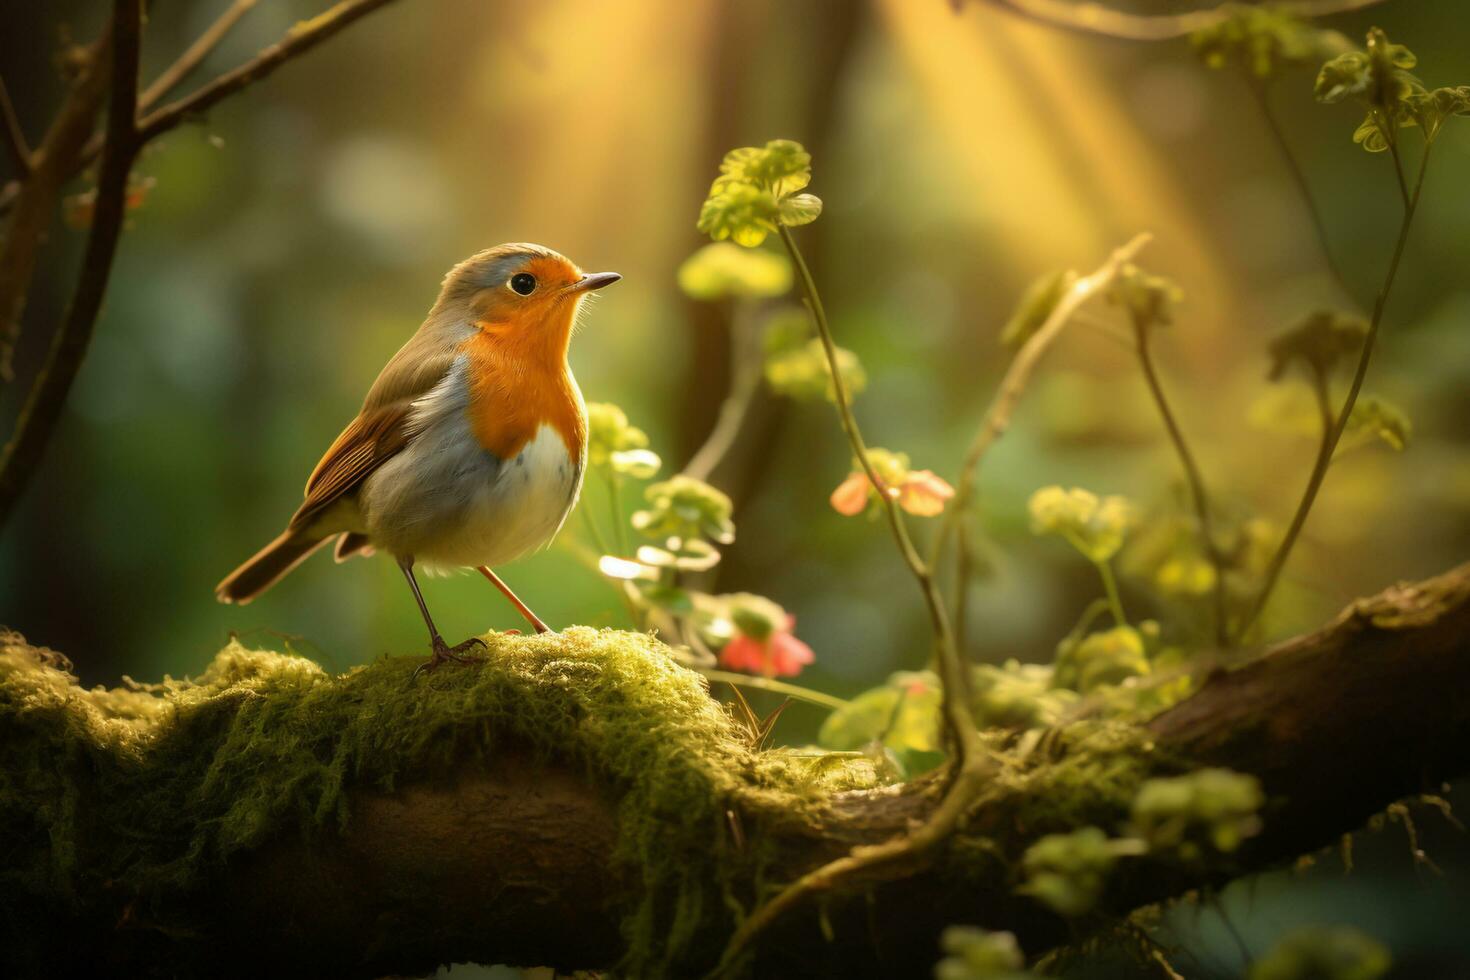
[
  {"xmin": 1000, "ymin": 269, "xmax": 1074, "ymax": 349},
  {"xmin": 1018, "ymin": 827, "xmax": 1141, "ymax": 918},
  {"xmin": 1129, "ymin": 768, "xmax": 1264, "ymax": 861},
  {"xmin": 1029, "ymin": 486, "xmax": 1132, "ymax": 564},
  {"xmin": 763, "ymin": 309, "xmax": 868, "ymax": 403},
  {"xmin": 587, "ymin": 402, "xmax": 662, "ymax": 478},
  {"xmin": 697, "ymin": 139, "xmax": 823, "ymax": 247},
  {"xmin": 1316, "ymin": 28, "xmax": 1470, "ymax": 151},
  {"xmin": 934, "ymin": 927, "xmax": 1034, "ymax": 980},
  {"xmin": 1191, "ymin": 4, "xmax": 1348, "ymax": 79}
]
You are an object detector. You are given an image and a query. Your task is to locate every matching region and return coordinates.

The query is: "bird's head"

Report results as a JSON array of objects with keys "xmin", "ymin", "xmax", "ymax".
[{"xmin": 439, "ymin": 243, "xmax": 620, "ymax": 361}]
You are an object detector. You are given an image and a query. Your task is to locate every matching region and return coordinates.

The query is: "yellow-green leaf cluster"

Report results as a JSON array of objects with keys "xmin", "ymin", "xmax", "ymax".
[
  {"xmin": 765, "ymin": 337, "xmax": 867, "ymax": 403},
  {"xmin": 1029, "ymin": 486, "xmax": 1133, "ymax": 563},
  {"xmin": 1129, "ymin": 768, "xmax": 1264, "ymax": 861},
  {"xmin": 631, "ymin": 475, "xmax": 735, "ymax": 545},
  {"xmin": 1108, "ymin": 263, "xmax": 1183, "ymax": 329},
  {"xmin": 935, "ymin": 927, "xmax": 1033, "ymax": 980},
  {"xmin": 1018, "ymin": 827, "xmax": 1123, "ymax": 917},
  {"xmin": 697, "ymin": 139, "xmax": 823, "ymax": 247},
  {"xmin": 1053, "ymin": 625, "xmax": 1149, "ymax": 693},
  {"xmin": 1266, "ymin": 310, "xmax": 1368, "ymax": 382},
  {"xmin": 586, "ymin": 402, "xmax": 662, "ymax": 478}
]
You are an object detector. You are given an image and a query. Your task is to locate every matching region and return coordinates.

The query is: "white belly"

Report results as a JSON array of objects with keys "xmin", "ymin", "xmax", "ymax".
[{"xmin": 356, "ymin": 358, "xmax": 584, "ymax": 571}]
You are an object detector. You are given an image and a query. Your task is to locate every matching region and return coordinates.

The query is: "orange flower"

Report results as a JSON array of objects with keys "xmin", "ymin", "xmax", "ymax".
[{"xmin": 829, "ymin": 466, "xmax": 954, "ymax": 518}]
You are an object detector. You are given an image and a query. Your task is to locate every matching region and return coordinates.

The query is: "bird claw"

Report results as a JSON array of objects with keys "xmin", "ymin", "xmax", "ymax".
[{"xmin": 412, "ymin": 636, "xmax": 487, "ymax": 680}]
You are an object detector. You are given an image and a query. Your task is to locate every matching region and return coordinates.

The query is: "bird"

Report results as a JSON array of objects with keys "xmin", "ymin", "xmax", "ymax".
[{"xmin": 215, "ymin": 243, "xmax": 620, "ymax": 672}]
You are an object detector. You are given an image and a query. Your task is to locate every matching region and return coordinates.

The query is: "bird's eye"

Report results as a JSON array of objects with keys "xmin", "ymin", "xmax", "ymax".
[{"xmin": 510, "ymin": 273, "xmax": 537, "ymax": 296}]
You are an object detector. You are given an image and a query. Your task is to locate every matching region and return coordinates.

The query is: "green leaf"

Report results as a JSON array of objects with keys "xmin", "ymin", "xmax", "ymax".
[
  {"xmin": 778, "ymin": 192, "xmax": 823, "ymax": 227},
  {"xmin": 677, "ymin": 242, "xmax": 792, "ymax": 301},
  {"xmin": 762, "ymin": 307, "xmax": 813, "ymax": 355},
  {"xmin": 714, "ymin": 139, "xmax": 813, "ymax": 198},
  {"xmin": 610, "ymin": 448, "xmax": 661, "ymax": 479},
  {"xmin": 1000, "ymin": 269, "xmax": 1074, "ymax": 349},
  {"xmin": 1315, "ymin": 50, "xmax": 1372, "ymax": 104},
  {"xmin": 936, "ymin": 927, "xmax": 1034, "ymax": 980},
  {"xmin": 818, "ymin": 671, "xmax": 942, "ymax": 762}
]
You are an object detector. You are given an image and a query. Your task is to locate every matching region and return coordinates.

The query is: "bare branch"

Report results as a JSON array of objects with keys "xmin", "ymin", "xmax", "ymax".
[
  {"xmin": 0, "ymin": 77, "xmax": 32, "ymax": 178},
  {"xmin": 974, "ymin": 0, "xmax": 1389, "ymax": 42},
  {"xmin": 137, "ymin": 0, "xmax": 405, "ymax": 144},
  {"xmin": 140, "ymin": 0, "xmax": 261, "ymax": 111},
  {"xmin": 0, "ymin": 0, "xmax": 142, "ymax": 528},
  {"xmin": 0, "ymin": 33, "xmax": 112, "ymax": 381}
]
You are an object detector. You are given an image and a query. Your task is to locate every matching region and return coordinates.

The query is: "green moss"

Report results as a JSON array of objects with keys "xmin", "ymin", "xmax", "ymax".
[{"xmin": 0, "ymin": 627, "xmax": 878, "ymax": 976}]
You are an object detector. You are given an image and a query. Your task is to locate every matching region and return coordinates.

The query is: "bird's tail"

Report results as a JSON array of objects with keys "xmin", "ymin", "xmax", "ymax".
[{"xmin": 215, "ymin": 530, "xmax": 328, "ymax": 604}]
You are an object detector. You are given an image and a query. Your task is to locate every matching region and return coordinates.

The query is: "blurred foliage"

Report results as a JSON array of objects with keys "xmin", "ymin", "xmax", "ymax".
[
  {"xmin": 934, "ymin": 926, "xmax": 1033, "ymax": 980},
  {"xmin": 1249, "ymin": 925, "xmax": 1391, "ymax": 980}
]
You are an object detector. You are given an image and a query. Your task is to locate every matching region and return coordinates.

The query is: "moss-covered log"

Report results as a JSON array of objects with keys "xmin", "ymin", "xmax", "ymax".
[{"xmin": 3, "ymin": 562, "xmax": 1469, "ymax": 979}]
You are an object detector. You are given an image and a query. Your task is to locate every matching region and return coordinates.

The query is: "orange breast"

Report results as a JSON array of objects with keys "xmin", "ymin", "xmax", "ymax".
[{"xmin": 460, "ymin": 329, "xmax": 585, "ymax": 462}]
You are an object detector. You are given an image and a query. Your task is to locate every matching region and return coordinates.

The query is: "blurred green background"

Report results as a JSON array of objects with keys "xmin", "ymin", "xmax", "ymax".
[{"xmin": 2, "ymin": 1, "xmax": 1468, "ymax": 976}]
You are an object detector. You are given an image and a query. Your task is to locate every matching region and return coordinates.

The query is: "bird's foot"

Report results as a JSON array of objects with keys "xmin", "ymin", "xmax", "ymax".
[{"xmin": 412, "ymin": 636, "xmax": 487, "ymax": 679}]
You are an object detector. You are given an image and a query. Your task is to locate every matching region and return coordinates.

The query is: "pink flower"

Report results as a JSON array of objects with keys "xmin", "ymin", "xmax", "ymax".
[
  {"xmin": 718, "ymin": 614, "xmax": 815, "ymax": 678},
  {"xmin": 829, "ymin": 472, "xmax": 874, "ymax": 516}
]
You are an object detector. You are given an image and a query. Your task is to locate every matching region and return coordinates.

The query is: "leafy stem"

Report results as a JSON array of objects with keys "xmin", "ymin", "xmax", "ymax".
[
  {"xmin": 1095, "ymin": 558, "xmax": 1129, "ymax": 628},
  {"xmin": 1132, "ymin": 314, "xmax": 1228, "ymax": 645},
  {"xmin": 604, "ymin": 471, "xmax": 631, "ymax": 559},
  {"xmin": 699, "ymin": 669, "xmax": 850, "ymax": 712},
  {"xmin": 713, "ymin": 226, "xmax": 991, "ymax": 979},
  {"xmin": 1249, "ymin": 79, "xmax": 1354, "ymax": 304},
  {"xmin": 1238, "ymin": 143, "xmax": 1431, "ymax": 638}
]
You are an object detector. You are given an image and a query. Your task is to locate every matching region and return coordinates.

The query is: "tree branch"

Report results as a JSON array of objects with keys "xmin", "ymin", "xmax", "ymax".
[
  {"xmin": 136, "ymin": 0, "xmax": 404, "ymax": 145},
  {"xmin": 0, "ymin": 33, "xmax": 113, "ymax": 381},
  {"xmin": 0, "ymin": 1, "xmax": 142, "ymax": 529},
  {"xmin": 6, "ymin": 562, "xmax": 1469, "ymax": 976},
  {"xmin": 970, "ymin": 0, "xmax": 1389, "ymax": 42},
  {"xmin": 0, "ymin": 77, "xmax": 32, "ymax": 178}
]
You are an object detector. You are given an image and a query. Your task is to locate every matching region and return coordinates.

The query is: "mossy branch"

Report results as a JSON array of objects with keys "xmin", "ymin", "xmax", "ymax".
[{"xmin": 6, "ymin": 562, "xmax": 1470, "ymax": 977}]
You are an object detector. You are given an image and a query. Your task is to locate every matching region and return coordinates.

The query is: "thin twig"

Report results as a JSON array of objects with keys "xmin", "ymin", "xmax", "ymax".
[
  {"xmin": 683, "ymin": 304, "xmax": 763, "ymax": 483},
  {"xmin": 142, "ymin": 0, "xmax": 260, "ymax": 110},
  {"xmin": 0, "ymin": 76, "xmax": 31, "ymax": 177},
  {"xmin": 1238, "ymin": 146, "xmax": 1431, "ymax": 637},
  {"xmin": 0, "ymin": 32, "xmax": 113, "ymax": 381},
  {"xmin": 1248, "ymin": 80, "xmax": 1355, "ymax": 305},
  {"xmin": 699, "ymin": 670, "xmax": 851, "ymax": 712},
  {"xmin": 974, "ymin": 0, "xmax": 1388, "ymax": 42},
  {"xmin": 137, "ymin": 0, "xmax": 404, "ymax": 144},
  {"xmin": 1133, "ymin": 314, "xmax": 1229, "ymax": 645},
  {"xmin": 932, "ymin": 234, "xmax": 1153, "ymax": 643},
  {"xmin": 0, "ymin": 0, "xmax": 142, "ymax": 528}
]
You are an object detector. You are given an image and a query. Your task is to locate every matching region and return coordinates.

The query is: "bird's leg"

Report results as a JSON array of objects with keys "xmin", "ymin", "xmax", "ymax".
[
  {"xmin": 476, "ymin": 566, "xmax": 552, "ymax": 634},
  {"xmin": 400, "ymin": 560, "xmax": 484, "ymax": 677}
]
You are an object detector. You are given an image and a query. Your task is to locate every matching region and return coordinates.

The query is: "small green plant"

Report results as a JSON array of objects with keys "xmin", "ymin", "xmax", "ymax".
[
  {"xmin": 934, "ymin": 927, "xmax": 1034, "ymax": 980},
  {"xmin": 1250, "ymin": 926, "xmax": 1391, "ymax": 980}
]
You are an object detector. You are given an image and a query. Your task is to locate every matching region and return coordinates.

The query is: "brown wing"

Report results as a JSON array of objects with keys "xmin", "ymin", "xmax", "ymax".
[
  {"xmin": 288, "ymin": 403, "xmax": 415, "ymax": 531},
  {"xmin": 287, "ymin": 327, "xmax": 461, "ymax": 532}
]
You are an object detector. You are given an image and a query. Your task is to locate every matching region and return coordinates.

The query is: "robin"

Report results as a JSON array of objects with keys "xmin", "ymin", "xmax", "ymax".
[{"xmin": 215, "ymin": 243, "xmax": 620, "ymax": 671}]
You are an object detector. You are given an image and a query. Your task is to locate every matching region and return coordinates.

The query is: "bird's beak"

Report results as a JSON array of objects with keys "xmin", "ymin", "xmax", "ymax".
[{"xmin": 568, "ymin": 272, "xmax": 621, "ymax": 293}]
